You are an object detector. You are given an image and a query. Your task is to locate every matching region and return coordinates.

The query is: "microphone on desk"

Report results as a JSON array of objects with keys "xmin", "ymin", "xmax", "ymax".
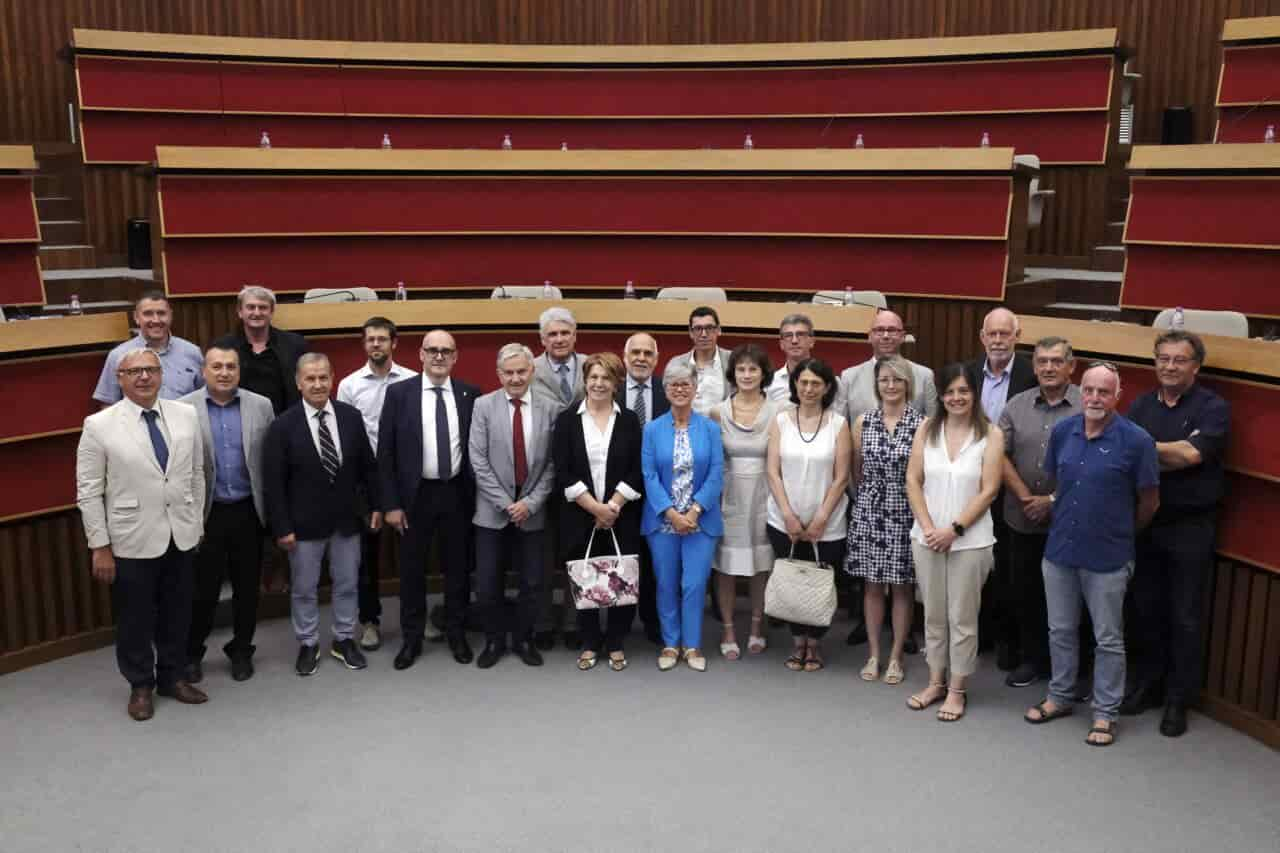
[{"xmin": 494, "ymin": 285, "xmax": 512, "ymax": 299}]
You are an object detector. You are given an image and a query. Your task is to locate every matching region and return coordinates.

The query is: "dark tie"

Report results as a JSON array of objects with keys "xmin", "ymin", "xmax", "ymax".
[
  {"xmin": 433, "ymin": 386, "xmax": 451, "ymax": 480},
  {"xmin": 557, "ymin": 363, "xmax": 571, "ymax": 402},
  {"xmin": 141, "ymin": 409, "xmax": 168, "ymax": 471},
  {"xmin": 511, "ymin": 398, "xmax": 528, "ymax": 491},
  {"xmin": 316, "ymin": 410, "xmax": 339, "ymax": 482},
  {"xmin": 632, "ymin": 384, "xmax": 647, "ymax": 428}
]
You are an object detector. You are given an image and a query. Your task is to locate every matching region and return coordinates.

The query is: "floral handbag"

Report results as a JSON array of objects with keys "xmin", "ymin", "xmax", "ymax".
[{"xmin": 566, "ymin": 528, "xmax": 640, "ymax": 610}]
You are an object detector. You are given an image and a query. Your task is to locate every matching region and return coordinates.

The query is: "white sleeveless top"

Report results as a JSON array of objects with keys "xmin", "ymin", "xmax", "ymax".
[
  {"xmin": 766, "ymin": 409, "xmax": 848, "ymax": 542},
  {"xmin": 909, "ymin": 421, "xmax": 995, "ymax": 551}
]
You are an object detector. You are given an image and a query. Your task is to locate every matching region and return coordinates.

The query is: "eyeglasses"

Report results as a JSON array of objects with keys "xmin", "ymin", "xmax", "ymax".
[
  {"xmin": 1155, "ymin": 355, "xmax": 1195, "ymax": 367},
  {"xmin": 1088, "ymin": 360, "xmax": 1119, "ymax": 374},
  {"xmin": 870, "ymin": 326, "xmax": 905, "ymax": 336},
  {"xmin": 424, "ymin": 347, "xmax": 456, "ymax": 358},
  {"xmin": 690, "ymin": 324, "xmax": 719, "ymax": 336},
  {"xmin": 780, "ymin": 331, "xmax": 812, "ymax": 341},
  {"xmin": 118, "ymin": 366, "xmax": 161, "ymax": 378},
  {"xmin": 876, "ymin": 375, "xmax": 905, "ymax": 385},
  {"xmin": 667, "ymin": 381, "xmax": 695, "ymax": 391}
]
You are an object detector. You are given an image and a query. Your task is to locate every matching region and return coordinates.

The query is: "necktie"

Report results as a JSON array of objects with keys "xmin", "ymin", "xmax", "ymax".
[
  {"xmin": 141, "ymin": 409, "xmax": 168, "ymax": 471},
  {"xmin": 511, "ymin": 398, "xmax": 528, "ymax": 491},
  {"xmin": 632, "ymin": 384, "xmax": 647, "ymax": 428},
  {"xmin": 316, "ymin": 410, "xmax": 339, "ymax": 482},
  {"xmin": 433, "ymin": 386, "xmax": 451, "ymax": 480},
  {"xmin": 557, "ymin": 362, "xmax": 572, "ymax": 402}
]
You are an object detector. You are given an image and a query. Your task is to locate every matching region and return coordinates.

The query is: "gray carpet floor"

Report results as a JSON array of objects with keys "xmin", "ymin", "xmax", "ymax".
[{"xmin": 1, "ymin": 601, "xmax": 1277, "ymax": 853}]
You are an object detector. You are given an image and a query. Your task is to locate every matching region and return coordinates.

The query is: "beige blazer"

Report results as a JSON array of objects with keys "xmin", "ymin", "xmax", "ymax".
[{"xmin": 76, "ymin": 398, "xmax": 206, "ymax": 559}]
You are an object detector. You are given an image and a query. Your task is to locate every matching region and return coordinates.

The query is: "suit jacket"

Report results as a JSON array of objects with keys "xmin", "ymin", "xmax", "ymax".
[
  {"xmin": 468, "ymin": 389, "xmax": 556, "ymax": 531},
  {"xmin": 76, "ymin": 398, "xmax": 206, "ymax": 559},
  {"xmin": 263, "ymin": 399, "xmax": 377, "ymax": 541},
  {"xmin": 968, "ymin": 352, "xmax": 1037, "ymax": 407},
  {"xmin": 841, "ymin": 357, "xmax": 937, "ymax": 422},
  {"xmin": 532, "ymin": 351, "xmax": 586, "ymax": 414},
  {"xmin": 614, "ymin": 372, "xmax": 670, "ymax": 422},
  {"xmin": 377, "ymin": 375, "xmax": 480, "ymax": 516},
  {"xmin": 640, "ymin": 411, "xmax": 724, "ymax": 537},
  {"xmin": 553, "ymin": 405, "xmax": 645, "ymax": 560},
  {"xmin": 179, "ymin": 386, "xmax": 274, "ymax": 525},
  {"xmin": 212, "ymin": 326, "xmax": 308, "ymax": 412}
]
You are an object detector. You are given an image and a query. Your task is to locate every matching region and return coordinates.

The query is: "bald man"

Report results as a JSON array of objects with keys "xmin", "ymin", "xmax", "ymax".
[{"xmin": 840, "ymin": 309, "xmax": 936, "ymax": 423}]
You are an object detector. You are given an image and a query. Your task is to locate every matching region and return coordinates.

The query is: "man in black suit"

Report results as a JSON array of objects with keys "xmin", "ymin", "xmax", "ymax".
[
  {"xmin": 264, "ymin": 353, "xmax": 380, "ymax": 677},
  {"xmin": 616, "ymin": 332, "xmax": 669, "ymax": 644},
  {"xmin": 212, "ymin": 285, "xmax": 308, "ymax": 416},
  {"xmin": 380, "ymin": 329, "xmax": 481, "ymax": 669},
  {"xmin": 968, "ymin": 307, "xmax": 1037, "ymax": 670}
]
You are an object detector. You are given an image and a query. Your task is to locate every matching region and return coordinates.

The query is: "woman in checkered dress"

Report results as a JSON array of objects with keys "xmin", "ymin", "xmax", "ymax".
[{"xmin": 845, "ymin": 355, "xmax": 925, "ymax": 686}]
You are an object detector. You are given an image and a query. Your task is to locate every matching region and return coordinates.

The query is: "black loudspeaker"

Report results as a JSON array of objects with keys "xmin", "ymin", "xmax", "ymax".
[
  {"xmin": 127, "ymin": 218, "xmax": 151, "ymax": 269},
  {"xmin": 1161, "ymin": 107, "xmax": 1194, "ymax": 145}
]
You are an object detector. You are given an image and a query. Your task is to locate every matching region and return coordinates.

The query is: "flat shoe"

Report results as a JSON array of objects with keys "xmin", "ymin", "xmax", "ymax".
[
  {"xmin": 608, "ymin": 652, "xmax": 628, "ymax": 672},
  {"xmin": 907, "ymin": 684, "xmax": 946, "ymax": 711},
  {"xmin": 657, "ymin": 647, "xmax": 680, "ymax": 671},
  {"xmin": 1086, "ymin": 721, "xmax": 1116, "ymax": 747},
  {"xmin": 577, "ymin": 651, "xmax": 598, "ymax": 671},
  {"xmin": 860, "ymin": 656, "xmax": 880, "ymax": 682},
  {"xmin": 784, "ymin": 650, "xmax": 806, "ymax": 671},
  {"xmin": 683, "ymin": 648, "xmax": 707, "ymax": 672},
  {"xmin": 936, "ymin": 688, "xmax": 966, "ymax": 722},
  {"xmin": 883, "ymin": 659, "xmax": 905, "ymax": 685},
  {"xmin": 1024, "ymin": 700, "xmax": 1074, "ymax": 725}
]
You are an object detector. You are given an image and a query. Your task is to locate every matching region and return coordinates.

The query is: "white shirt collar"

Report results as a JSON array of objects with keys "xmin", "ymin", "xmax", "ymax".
[
  {"xmin": 363, "ymin": 360, "xmax": 409, "ymax": 379},
  {"xmin": 303, "ymin": 399, "xmax": 335, "ymax": 419},
  {"xmin": 506, "ymin": 390, "xmax": 530, "ymax": 405},
  {"xmin": 577, "ymin": 400, "xmax": 621, "ymax": 415},
  {"xmin": 423, "ymin": 376, "xmax": 454, "ymax": 393},
  {"xmin": 121, "ymin": 396, "xmax": 161, "ymax": 419},
  {"xmin": 628, "ymin": 374, "xmax": 652, "ymax": 390}
]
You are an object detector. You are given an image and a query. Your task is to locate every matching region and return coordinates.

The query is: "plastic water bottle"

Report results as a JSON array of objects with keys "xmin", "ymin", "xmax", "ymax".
[
  {"xmin": 381, "ymin": 133, "xmax": 392, "ymax": 149},
  {"xmin": 395, "ymin": 281, "xmax": 408, "ymax": 301},
  {"xmin": 543, "ymin": 280, "xmax": 554, "ymax": 299},
  {"xmin": 501, "ymin": 134, "xmax": 513, "ymax": 150},
  {"xmin": 560, "ymin": 141, "xmax": 569, "ymax": 151},
  {"xmin": 259, "ymin": 131, "xmax": 271, "ymax": 149},
  {"xmin": 1266, "ymin": 125, "xmax": 1276, "ymax": 144},
  {"xmin": 980, "ymin": 131, "xmax": 991, "ymax": 148},
  {"xmin": 743, "ymin": 133, "xmax": 754, "ymax": 150},
  {"xmin": 1172, "ymin": 306, "xmax": 1186, "ymax": 330},
  {"xmin": 843, "ymin": 286, "xmax": 854, "ymax": 306},
  {"xmin": 69, "ymin": 293, "xmax": 83, "ymax": 315},
  {"xmin": 854, "ymin": 133, "xmax": 865, "ymax": 149},
  {"xmin": 624, "ymin": 279, "xmax": 637, "ymax": 299}
]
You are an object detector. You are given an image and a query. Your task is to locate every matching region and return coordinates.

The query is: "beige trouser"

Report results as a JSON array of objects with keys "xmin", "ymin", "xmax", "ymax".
[{"xmin": 911, "ymin": 543, "xmax": 993, "ymax": 678}]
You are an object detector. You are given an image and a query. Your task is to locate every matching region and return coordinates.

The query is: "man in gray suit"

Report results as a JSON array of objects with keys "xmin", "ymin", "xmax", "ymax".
[
  {"xmin": 179, "ymin": 346, "xmax": 275, "ymax": 683},
  {"xmin": 77, "ymin": 348, "xmax": 207, "ymax": 721},
  {"xmin": 470, "ymin": 343, "xmax": 557, "ymax": 669},
  {"xmin": 665, "ymin": 305, "xmax": 732, "ymax": 415},
  {"xmin": 841, "ymin": 308, "xmax": 937, "ymax": 421}
]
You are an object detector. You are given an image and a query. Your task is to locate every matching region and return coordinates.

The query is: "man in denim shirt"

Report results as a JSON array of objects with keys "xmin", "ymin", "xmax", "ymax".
[{"xmin": 1023, "ymin": 361, "xmax": 1159, "ymax": 747}]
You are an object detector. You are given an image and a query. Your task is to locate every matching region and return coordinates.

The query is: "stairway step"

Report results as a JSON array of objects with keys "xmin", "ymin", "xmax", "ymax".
[
  {"xmin": 1091, "ymin": 244, "xmax": 1126, "ymax": 273},
  {"xmin": 36, "ymin": 196, "xmax": 80, "ymax": 219},
  {"xmin": 39, "ymin": 220, "xmax": 86, "ymax": 244},
  {"xmin": 38, "ymin": 245, "xmax": 97, "ymax": 270}
]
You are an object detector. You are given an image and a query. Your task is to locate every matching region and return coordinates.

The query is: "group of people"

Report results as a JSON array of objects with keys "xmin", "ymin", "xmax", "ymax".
[{"xmin": 77, "ymin": 288, "xmax": 1230, "ymax": 748}]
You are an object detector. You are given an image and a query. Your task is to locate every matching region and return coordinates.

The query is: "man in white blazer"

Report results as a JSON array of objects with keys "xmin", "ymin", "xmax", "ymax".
[
  {"xmin": 179, "ymin": 346, "xmax": 274, "ymax": 683},
  {"xmin": 76, "ymin": 348, "xmax": 207, "ymax": 721},
  {"xmin": 469, "ymin": 343, "xmax": 557, "ymax": 669}
]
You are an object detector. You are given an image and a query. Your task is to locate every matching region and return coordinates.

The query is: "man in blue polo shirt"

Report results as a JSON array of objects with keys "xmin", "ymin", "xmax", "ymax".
[
  {"xmin": 1123, "ymin": 330, "xmax": 1230, "ymax": 737},
  {"xmin": 92, "ymin": 291, "xmax": 204, "ymax": 406},
  {"xmin": 1023, "ymin": 361, "xmax": 1159, "ymax": 747}
]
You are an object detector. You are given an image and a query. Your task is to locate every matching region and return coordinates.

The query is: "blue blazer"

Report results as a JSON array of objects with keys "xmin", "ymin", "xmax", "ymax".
[{"xmin": 640, "ymin": 411, "xmax": 724, "ymax": 537}]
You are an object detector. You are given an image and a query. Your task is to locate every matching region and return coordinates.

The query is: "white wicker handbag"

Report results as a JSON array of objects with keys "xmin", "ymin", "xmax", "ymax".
[{"xmin": 764, "ymin": 541, "xmax": 837, "ymax": 627}]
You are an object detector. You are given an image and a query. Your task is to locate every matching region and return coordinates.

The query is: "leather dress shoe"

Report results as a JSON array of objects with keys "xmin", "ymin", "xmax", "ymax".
[
  {"xmin": 448, "ymin": 634, "xmax": 474, "ymax": 665},
  {"xmin": 127, "ymin": 687, "xmax": 154, "ymax": 721},
  {"xmin": 533, "ymin": 630, "xmax": 556, "ymax": 651},
  {"xmin": 157, "ymin": 680, "xmax": 209, "ymax": 704},
  {"xmin": 229, "ymin": 655, "xmax": 254, "ymax": 682},
  {"xmin": 1160, "ymin": 702, "xmax": 1188, "ymax": 737},
  {"xmin": 514, "ymin": 643, "xmax": 544, "ymax": 667},
  {"xmin": 394, "ymin": 639, "xmax": 423, "ymax": 671},
  {"xmin": 184, "ymin": 660, "xmax": 204, "ymax": 684},
  {"xmin": 476, "ymin": 643, "xmax": 506, "ymax": 669},
  {"xmin": 1119, "ymin": 683, "xmax": 1164, "ymax": 716}
]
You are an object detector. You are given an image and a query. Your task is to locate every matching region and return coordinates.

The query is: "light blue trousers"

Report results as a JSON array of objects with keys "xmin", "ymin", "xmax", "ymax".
[
  {"xmin": 646, "ymin": 530, "xmax": 718, "ymax": 650},
  {"xmin": 1043, "ymin": 558, "xmax": 1132, "ymax": 722}
]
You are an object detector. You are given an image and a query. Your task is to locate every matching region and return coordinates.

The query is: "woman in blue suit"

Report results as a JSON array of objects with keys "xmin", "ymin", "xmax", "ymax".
[{"xmin": 641, "ymin": 361, "xmax": 724, "ymax": 672}]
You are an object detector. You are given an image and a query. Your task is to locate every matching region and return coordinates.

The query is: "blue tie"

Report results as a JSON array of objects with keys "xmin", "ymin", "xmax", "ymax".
[{"xmin": 141, "ymin": 409, "xmax": 169, "ymax": 471}]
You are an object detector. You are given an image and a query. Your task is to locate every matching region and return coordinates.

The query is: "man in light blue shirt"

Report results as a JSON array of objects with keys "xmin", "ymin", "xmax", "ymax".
[{"xmin": 93, "ymin": 291, "xmax": 203, "ymax": 406}]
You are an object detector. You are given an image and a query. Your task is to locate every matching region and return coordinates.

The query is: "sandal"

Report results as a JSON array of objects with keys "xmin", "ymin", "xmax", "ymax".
[
  {"xmin": 1024, "ymin": 700, "xmax": 1074, "ymax": 725},
  {"xmin": 657, "ymin": 647, "xmax": 680, "ymax": 671},
  {"xmin": 784, "ymin": 647, "xmax": 806, "ymax": 671},
  {"xmin": 608, "ymin": 651, "xmax": 628, "ymax": 672},
  {"xmin": 577, "ymin": 650, "xmax": 598, "ymax": 671},
  {"xmin": 860, "ymin": 656, "xmax": 880, "ymax": 682},
  {"xmin": 1085, "ymin": 720, "xmax": 1116, "ymax": 747},
  {"xmin": 883, "ymin": 659, "xmax": 905, "ymax": 685},
  {"xmin": 802, "ymin": 644, "xmax": 825, "ymax": 673},
  {"xmin": 747, "ymin": 616, "xmax": 767, "ymax": 655},
  {"xmin": 907, "ymin": 681, "xmax": 946, "ymax": 711},
  {"xmin": 937, "ymin": 687, "xmax": 967, "ymax": 722},
  {"xmin": 683, "ymin": 648, "xmax": 707, "ymax": 672}
]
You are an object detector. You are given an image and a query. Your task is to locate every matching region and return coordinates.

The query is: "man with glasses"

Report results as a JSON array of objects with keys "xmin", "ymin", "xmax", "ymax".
[
  {"xmin": 93, "ymin": 291, "xmax": 204, "ymax": 408},
  {"xmin": 841, "ymin": 309, "xmax": 936, "ymax": 421},
  {"xmin": 768, "ymin": 313, "xmax": 847, "ymax": 412},
  {"xmin": 378, "ymin": 330, "xmax": 480, "ymax": 669},
  {"xmin": 666, "ymin": 306, "xmax": 731, "ymax": 415},
  {"xmin": 1024, "ymin": 361, "xmax": 1159, "ymax": 747},
  {"xmin": 337, "ymin": 317, "xmax": 418, "ymax": 654},
  {"xmin": 77, "ymin": 349, "xmax": 208, "ymax": 721},
  {"xmin": 1123, "ymin": 330, "xmax": 1230, "ymax": 737}
]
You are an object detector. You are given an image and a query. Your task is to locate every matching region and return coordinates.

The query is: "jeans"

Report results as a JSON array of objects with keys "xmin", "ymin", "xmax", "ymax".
[{"xmin": 1043, "ymin": 558, "xmax": 1131, "ymax": 721}]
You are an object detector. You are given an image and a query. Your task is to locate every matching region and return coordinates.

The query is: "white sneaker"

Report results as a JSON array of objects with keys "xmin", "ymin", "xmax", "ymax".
[{"xmin": 359, "ymin": 622, "xmax": 382, "ymax": 651}]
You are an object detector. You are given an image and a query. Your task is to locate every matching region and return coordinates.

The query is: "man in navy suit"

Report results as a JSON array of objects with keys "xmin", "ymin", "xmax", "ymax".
[
  {"xmin": 617, "ymin": 333, "xmax": 670, "ymax": 644},
  {"xmin": 380, "ymin": 329, "xmax": 481, "ymax": 669},
  {"xmin": 264, "ymin": 353, "xmax": 380, "ymax": 677}
]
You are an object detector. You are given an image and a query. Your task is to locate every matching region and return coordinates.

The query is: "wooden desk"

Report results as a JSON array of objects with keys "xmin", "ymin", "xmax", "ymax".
[{"xmin": 0, "ymin": 145, "xmax": 44, "ymax": 307}]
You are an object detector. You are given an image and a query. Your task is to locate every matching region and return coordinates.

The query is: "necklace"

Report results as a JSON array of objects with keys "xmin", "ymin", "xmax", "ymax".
[{"xmin": 795, "ymin": 409, "xmax": 824, "ymax": 443}]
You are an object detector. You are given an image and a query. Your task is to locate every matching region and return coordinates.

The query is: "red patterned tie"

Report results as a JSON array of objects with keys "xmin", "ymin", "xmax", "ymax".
[{"xmin": 511, "ymin": 397, "xmax": 528, "ymax": 491}]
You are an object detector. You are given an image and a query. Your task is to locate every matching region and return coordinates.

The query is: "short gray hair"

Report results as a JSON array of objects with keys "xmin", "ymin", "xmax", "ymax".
[
  {"xmin": 662, "ymin": 361, "xmax": 697, "ymax": 389},
  {"xmin": 496, "ymin": 342, "xmax": 535, "ymax": 367},
  {"xmin": 1034, "ymin": 336, "xmax": 1074, "ymax": 362},
  {"xmin": 779, "ymin": 313, "xmax": 813, "ymax": 334},
  {"xmin": 237, "ymin": 285, "xmax": 276, "ymax": 309},
  {"xmin": 538, "ymin": 306, "xmax": 576, "ymax": 335},
  {"xmin": 295, "ymin": 352, "xmax": 331, "ymax": 376}
]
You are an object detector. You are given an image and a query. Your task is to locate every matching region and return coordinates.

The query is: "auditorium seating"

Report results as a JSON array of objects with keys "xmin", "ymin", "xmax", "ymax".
[
  {"xmin": 1214, "ymin": 16, "xmax": 1280, "ymax": 144},
  {"xmin": 0, "ymin": 146, "xmax": 44, "ymax": 307}
]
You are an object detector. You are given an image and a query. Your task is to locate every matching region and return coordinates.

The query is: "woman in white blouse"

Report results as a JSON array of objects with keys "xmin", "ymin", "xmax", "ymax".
[
  {"xmin": 905, "ymin": 363, "xmax": 1004, "ymax": 721},
  {"xmin": 552, "ymin": 353, "xmax": 644, "ymax": 671}
]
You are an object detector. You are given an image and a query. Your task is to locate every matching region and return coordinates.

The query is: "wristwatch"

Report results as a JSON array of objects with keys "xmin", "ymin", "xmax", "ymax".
[{"xmin": 952, "ymin": 521, "xmax": 966, "ymax": 537}]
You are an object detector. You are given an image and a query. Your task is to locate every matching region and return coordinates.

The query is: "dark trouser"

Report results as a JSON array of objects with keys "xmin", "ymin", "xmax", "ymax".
[
  {"xmin": 567, "ymin": 531, "xmax": 636, "ymax": 652},
  {"xmin": 978, "ymin": 498, "xmax": 1015, "ymax": 652},
  {"xmin": 1132, "ymin": 512, "xmax": 1215, "ymax": 704},
  {"xmin": 114, "ymin": 539, "xmax": 196, "ymax": 689},
  {"xmin": 399, "ymin": 478, "xmax": 472, "ymax": 641},
  {"xmin": 474, "ymin": 524, "xmax": 544, "ymax": 647},
  {"xmin": 637, "ymin": 541, "xmax": 660, "ymax": 632},
  {"xmin": 1008, "ymin": 528, "xmax": 1051, "ymax": 674},
  {"xmin": 766, "ymin": 525, "xmax": 844, "ymax": 639},
  {"xmin": 358, "ymin": 525, "xmax": 383, "ymax": 626},
  {"xmin": 187, "ymin": 499, "xmax": 263, "ymax": 661}
]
